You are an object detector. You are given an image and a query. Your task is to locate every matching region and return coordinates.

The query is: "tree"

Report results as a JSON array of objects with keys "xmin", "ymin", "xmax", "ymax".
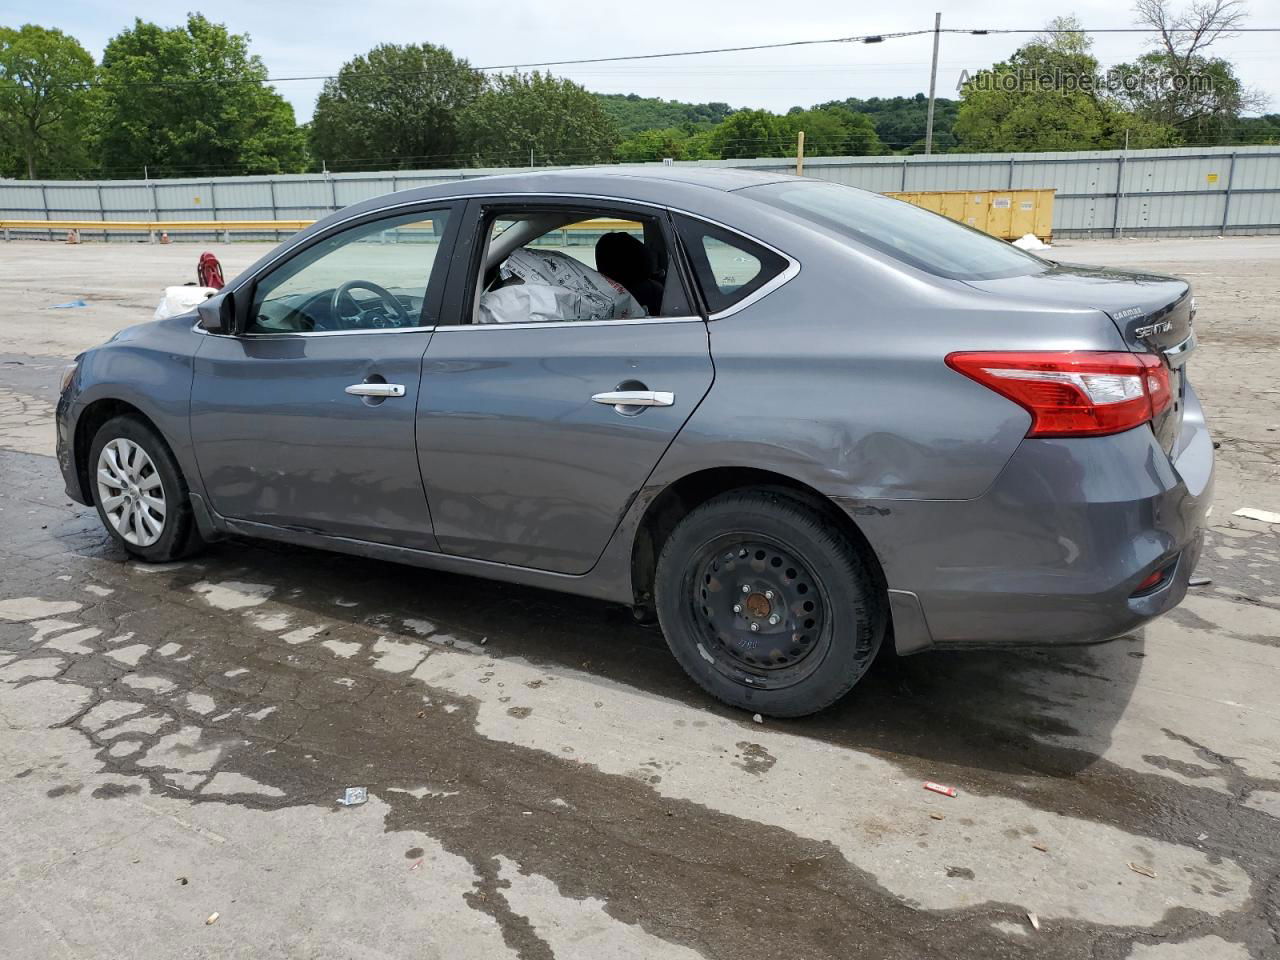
[
  {"xmin": 0, "ymin": 25, "xmax": 95, "ymax": 179},
  {"xmin": 706, "ymin": 109, "xmax": 794, "ymax": 158},
  {"xmin": 310, "ymin": 44, "xmax": 483, "ymax": 171},
  {"xmin": 459, "ymin": 71, "xmax": 617, "ymax": 166},
  {"xmin": 816, "ymin": 94, "xmax": 960, "ymax": 153},
  {"xmin": 596, "ymin": 93, "xmax": 734, "ymax": 137},
  {"xmin": 953, "ymin": 17, "xmax": 1176, "ymax": 152},
  {"xmin": 94, "ymin": 14, "xmax": 305, "ymax": 177},
  {"xmin": 785, "ymin": 107, "xmax": 885, "ymax": 156},
  {"xmin": 1113, "ymin": 0, "xmax": 1266, "ymax": 143}
]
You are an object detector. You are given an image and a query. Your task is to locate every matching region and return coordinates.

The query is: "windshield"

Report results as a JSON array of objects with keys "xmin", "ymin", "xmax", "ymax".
[{"xmin": 742, "ymin": 180, "xmax": 1049, "ymax": 281}]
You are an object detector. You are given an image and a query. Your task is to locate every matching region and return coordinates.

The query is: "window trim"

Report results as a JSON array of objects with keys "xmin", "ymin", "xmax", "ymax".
[
  {"xmin": 451, "ymin": 195, "xmax": 697, "ymax": 329},
  {"xmin": 673, "ymin": 212, "xmax": 796, "ymax": 319},
  {"xmin": 193, "ymin": 192, "xmax": 798, "ymax": 338},
  {"xmin": 205, "ymin": 201, "xmax": 461, "ymax": 339}
]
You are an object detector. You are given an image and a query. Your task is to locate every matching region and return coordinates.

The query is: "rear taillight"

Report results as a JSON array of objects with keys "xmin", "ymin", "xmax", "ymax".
[{"xmin": 945, "ymin": 351, "xmax": 1172, "ymax": 438}]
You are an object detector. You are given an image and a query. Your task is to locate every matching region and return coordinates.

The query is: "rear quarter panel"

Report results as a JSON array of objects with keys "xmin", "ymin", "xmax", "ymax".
[{"xmin": 648, "ymin": 215, "xmax": 1129, "ymax": 503}]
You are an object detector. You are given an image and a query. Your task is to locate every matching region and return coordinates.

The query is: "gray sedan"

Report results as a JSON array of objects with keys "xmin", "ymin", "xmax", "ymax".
[{"xmin": 55, "ymin": 168, "xmax": 1212, "ymax": 716}]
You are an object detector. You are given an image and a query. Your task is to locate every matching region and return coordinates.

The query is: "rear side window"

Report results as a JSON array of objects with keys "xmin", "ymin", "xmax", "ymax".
[
  {"xmin": 741, "ymin": 180, "xmax": 1047, "ymax": 281},
  {"xmin": 674, "ymin": 215, "xmax": 788, "ymax": 314}
]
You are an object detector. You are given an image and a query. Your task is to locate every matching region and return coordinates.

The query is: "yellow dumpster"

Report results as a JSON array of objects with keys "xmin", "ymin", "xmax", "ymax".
[{"xmin": 884, "ymin": 188, "xmax": 1055, "ymax": 242}]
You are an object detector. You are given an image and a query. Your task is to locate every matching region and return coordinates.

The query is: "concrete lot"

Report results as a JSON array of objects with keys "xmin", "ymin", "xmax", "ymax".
[{"xmin": 0, "ymin": 235, "xmax": 1278, "ymax": 959}]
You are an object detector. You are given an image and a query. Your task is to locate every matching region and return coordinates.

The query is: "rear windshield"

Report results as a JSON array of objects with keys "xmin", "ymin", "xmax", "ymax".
[{"xmin": 742, "ymin": 180, "xmax": 1049, "ymax": 281}]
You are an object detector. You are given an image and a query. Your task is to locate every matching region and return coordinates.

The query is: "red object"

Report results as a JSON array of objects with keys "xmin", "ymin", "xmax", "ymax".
[
  {"xmin": 946, "ymin": 351, "xmax": 1172, "ymax": 438},
  {"xmin": 923, "ymin": 781, "xmax": 958, "ymax": 798},
  {"xmin": 1133, "ymin": 568, "xmax": 1167, "ymax": 594},
  {"xmin": 198, "ymin": 251, "xmax": 225, "ymax": 290}
]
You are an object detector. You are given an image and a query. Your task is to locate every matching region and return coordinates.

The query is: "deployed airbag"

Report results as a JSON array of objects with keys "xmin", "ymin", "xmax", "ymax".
[{"xmin": 478, "ymin": 247, "xmax": 646, "ymax": 324}]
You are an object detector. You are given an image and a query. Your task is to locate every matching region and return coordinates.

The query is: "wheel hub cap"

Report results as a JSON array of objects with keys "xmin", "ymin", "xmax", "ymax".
[{"xmin": 96, "ymin": 437, "xmax": 166, "ymax": 548}]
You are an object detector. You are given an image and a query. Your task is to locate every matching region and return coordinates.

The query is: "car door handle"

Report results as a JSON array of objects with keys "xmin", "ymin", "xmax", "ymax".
[
  {"xmin": 345, "ymin": 383, "xmax": 406, "ymax": 398},
  {"xmin": 591, "ymin": 390, "xmax": 674, "ymax": 408}
]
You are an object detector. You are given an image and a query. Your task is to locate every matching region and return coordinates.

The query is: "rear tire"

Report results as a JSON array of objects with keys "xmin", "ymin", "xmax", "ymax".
[
  {"xmin": 654, "ymin": 490, "xmax": 883, "ymax": 717},
  {"xmin": 89, "ymin": 415, "xmax": 204, "ymax": 562}
]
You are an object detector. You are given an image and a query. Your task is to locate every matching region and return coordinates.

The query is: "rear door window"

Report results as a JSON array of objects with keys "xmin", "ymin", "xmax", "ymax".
[{"xmin": 673, "ymin": 214, "xmax": 788, "ymax": 315}]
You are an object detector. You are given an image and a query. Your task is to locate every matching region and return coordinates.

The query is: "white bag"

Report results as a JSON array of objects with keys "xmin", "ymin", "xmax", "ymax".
[{"xmin": 154, "ymin": 285, "xmax": 218, "ymax": 321}]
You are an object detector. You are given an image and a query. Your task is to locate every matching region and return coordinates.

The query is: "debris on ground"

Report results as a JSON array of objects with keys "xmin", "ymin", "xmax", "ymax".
[
  {"xmin": 752, "ymin": 713, "xmax": 763, "ymax": 724},
  {"xmin": 929, "ymin": 813, "xmax": 945, "ymax": 821},
  {"xmin": 1188, "ymin": 577, "xmax": 1212, "ymax": 587},
  {"xmin": 337, "ymin": 787, "xmax": 368, "ymax": 806},
  {"xmin": 47, "ymin": 299, "xmax": 87, "ymax": 309},
  {"xmin": 1027, "ymin": 912, "xmax": 1041, "ymax": 931},
  {"xmin": 1012, "ymin": 233, "xmax": 1051, "ymax": 251},
  {"xmin": 1127, "ymin": 862, "xmax": 1157, "ymax": 879},
  {"xmin": 1031, "ymin": 842, "xmax": 1048, "ymax": 852},
  {"xmin": 177, "ymin": 876, "xmax": 189, "ymax": 885},
  {"xmin": 924, "ymin": 781, "xmax": 958, "ymax": 798},
  {"xmin": 410, "ymin": 859, "xmax": 423, "ymax": 871},
  {"xmin": 1233, "ymin": 507, "xmax": 1280, "ymax": 524},
  {"xmin": 205, "ymin": 912, "xmax": 219, "ymax": 925}
]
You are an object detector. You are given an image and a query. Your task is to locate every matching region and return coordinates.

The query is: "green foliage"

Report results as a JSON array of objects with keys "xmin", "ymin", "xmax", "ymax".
[
  {"xmin": 1110, "ymin": 51, "xmax": 1250, "ymax": 145},
  {"xmin": 459, "ymin": 71, "xmax": 618, "ymax": 166},
  {"xmin": 310, "ymin": 44, "xmax": 483, "ymax": 171},
  {"xmin": 786, "ymin": 107, "xmax": 885, "ymax": 156},
  {"xmin": 815, "ymin": 94, "xmax": 959, "ymax": 153},
  {"xmin": 1227, "ymin": 113, "xmax": 1280, "ymax": 145},
  {"xmin": 94, "ymin": 14, "xmax": 305, "ymax": 177},
  {"xmin": 706, "ymin": 109, "xmax": 794, "ymax": 158},
  {"xmin": 596, "ymin": 93, "xmax": 734, "ymax": 136},
  {"xmin": 0, "ymin": 24, "xmax": 96, "ymax": 178},
  {"xmin": 954, "ymin": 20, "xmax": 1177, "ymax": 152}
]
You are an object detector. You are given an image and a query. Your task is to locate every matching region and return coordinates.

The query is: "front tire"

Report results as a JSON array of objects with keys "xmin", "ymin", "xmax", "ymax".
[
  {"xmin": 655, "ymin": 490, "xmax": 884, "ymax": 717},
  {"xmin": 89, "ymin": 415, "xmax": 203, "ymax": 562}
]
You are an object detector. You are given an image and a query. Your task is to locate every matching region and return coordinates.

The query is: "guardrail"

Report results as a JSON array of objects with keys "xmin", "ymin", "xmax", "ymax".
[
  {"xmin": 0, "ymin": 219, "xmax": 315, "ymax": 241},
  {"xmin": 0, "ymin": 217, "xmax": 644, "ymax": 242}
]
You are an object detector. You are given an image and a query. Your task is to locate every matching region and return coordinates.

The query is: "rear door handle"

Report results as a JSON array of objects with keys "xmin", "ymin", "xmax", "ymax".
[
  {"xmin": 591, "ymin": 390, "xmax": 674, "ymax": 408},
  {"xmin": 345, "ymin": 383, "xmax": 406, "ymax": 398}
]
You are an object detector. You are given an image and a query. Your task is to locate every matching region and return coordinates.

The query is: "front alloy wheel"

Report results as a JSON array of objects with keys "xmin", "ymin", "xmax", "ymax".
[
  {"xmin": 96, "ymin": 437, "xmax": 166, "ymax": 546},
  {"xmin": 89, "ymin": 415, "xmax": 203, "ymax": 562}
]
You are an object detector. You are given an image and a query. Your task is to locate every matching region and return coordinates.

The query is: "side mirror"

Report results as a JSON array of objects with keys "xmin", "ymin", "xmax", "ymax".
[{"xmin": 197, "ymin": 291, "xmax": 236, "ymax": 334}]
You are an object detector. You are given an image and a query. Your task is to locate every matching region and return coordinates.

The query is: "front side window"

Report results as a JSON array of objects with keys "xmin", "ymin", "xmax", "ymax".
[
  {"xmin": 248, "ymin": 209, "xmax": 451, "ymax": 333},
  {"xmin": 742, "ymin": 180, "xmax": 1047, "ymax": 281},
  {"xmin": 471, "ymin": 206, "xmax": 688, "ymax": 325}
]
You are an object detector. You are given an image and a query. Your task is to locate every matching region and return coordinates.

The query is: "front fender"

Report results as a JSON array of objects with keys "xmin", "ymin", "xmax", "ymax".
[{"xmin": 64, "ymin": 318, "xmax": 202, "ymax": 500}]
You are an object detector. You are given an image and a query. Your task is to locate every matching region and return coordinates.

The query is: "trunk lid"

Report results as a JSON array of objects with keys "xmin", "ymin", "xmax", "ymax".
[{"xmin": 965, "ymin": 262, "xmax": 1194, "ymax": 454}]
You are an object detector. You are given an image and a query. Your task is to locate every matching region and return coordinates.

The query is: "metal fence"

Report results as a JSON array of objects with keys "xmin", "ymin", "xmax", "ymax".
[{"xmin": 2, "ymin": 144, "xmax": 1277, "ymax": 241}]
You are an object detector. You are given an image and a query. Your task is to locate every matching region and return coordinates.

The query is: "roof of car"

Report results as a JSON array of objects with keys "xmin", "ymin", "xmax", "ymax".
[
  {"xmin": 413, "ymin": 165, "xmax": 800, "ymax": 199},
  {"xmin": 527, "ymin": 166, "xmax": 799, "ymax": 190}
]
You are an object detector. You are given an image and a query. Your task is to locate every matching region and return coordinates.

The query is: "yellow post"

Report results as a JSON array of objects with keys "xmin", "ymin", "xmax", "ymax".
[{"xmin": 796, "ymin": 131, "xmax": 805, "ymax": 176}]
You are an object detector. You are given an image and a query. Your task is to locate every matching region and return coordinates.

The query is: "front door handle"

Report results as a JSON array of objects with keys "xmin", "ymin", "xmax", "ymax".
[
  {"xmin": 345, "ymin": 383, "xmax": 406, "ymax": 398},
  {"xmin": 591, "ymin": 390, "xmax": 674, "ymax": 409}
]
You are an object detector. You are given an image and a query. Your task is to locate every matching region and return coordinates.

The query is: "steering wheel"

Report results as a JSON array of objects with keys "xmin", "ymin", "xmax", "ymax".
[{"xmin": 331, "ymin": 280, "xmax": 411, "ymax": 328}]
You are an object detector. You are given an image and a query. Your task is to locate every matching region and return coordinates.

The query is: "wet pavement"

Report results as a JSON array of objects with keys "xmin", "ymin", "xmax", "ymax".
[{"xmin": 1, "ymin": 237, "xmax": 1279, "ymax": 959}]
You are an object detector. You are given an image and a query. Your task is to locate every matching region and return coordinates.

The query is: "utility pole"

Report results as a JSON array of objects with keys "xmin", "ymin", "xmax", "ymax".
[
  {"xmin": 795, "ymin": 130, "xmax": 805, "ymax": 176},
  {"xmin": 924, "ymin": 12, "xmax": 942, "ymax": 155}
]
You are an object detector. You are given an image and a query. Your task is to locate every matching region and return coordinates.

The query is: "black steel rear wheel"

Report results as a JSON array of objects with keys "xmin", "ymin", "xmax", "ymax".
[{"xmin": 655, "ymin": 490, "xmax": 884, "ymax": 717}]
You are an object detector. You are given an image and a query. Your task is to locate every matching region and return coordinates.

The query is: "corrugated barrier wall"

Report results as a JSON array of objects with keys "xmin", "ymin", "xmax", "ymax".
[{"xmin": 1, "ymin": 145, "xmax": 1277, "ymax": 241}]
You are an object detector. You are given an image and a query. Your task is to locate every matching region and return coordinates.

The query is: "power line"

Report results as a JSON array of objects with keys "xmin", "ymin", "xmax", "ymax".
[{"xmin": 50, "ymin": 23, "xmax": 1280, "ymax": 91}]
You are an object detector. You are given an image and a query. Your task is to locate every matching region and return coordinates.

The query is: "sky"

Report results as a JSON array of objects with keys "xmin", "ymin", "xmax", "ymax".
[{"xmin": 7, "ymin": 0, "xmax": 1280, "ymax": 121}]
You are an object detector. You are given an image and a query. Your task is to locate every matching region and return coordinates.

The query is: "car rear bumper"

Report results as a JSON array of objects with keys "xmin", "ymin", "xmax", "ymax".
[{"xmin": 844, "ymin": 384, "xmax": 1214, "ymax": 651}]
